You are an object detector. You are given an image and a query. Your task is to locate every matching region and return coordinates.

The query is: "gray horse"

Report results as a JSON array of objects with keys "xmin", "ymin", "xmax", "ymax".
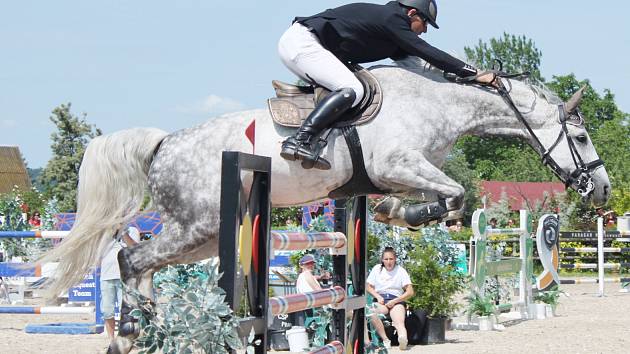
[{"xmin": 39, "ymin": 58, "xmax": 610, "ymax": 353}]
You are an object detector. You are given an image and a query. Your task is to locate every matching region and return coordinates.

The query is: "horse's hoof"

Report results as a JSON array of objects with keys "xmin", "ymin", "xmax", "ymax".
[{"xmin": 374, "ymin": 197, "xmax": 402, "ymax": 218}]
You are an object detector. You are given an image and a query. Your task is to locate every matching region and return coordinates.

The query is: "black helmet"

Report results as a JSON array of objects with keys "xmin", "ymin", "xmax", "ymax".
[{"xmin": 398, "ymin": 0, "xmax": 439, "ymax": 29}]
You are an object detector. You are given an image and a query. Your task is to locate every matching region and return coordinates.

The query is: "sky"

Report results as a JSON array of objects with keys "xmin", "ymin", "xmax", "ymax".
[{"xmin": 1, "ymin": 1, "xmax": 628, "ymax": 168}]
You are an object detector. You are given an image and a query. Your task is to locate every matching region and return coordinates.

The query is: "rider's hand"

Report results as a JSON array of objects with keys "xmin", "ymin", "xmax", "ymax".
[{"xmin": 475, "ymin": 71, "xmax": 499, "ymax": 88}]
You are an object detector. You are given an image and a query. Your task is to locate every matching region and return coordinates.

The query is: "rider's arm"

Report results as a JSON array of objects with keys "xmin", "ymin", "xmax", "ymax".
[{"xmin": 384, "ymin": 13, "xmax": 477, "ymax": 78}]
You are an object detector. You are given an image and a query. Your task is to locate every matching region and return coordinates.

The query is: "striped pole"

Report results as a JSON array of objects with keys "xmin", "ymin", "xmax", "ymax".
[
  {"xmin": 0, "ymin": 306, "xmax": 94, "ymax": 314},
  {"xmin": 0, "ymin": 231, "xmax": 69, "ymax": 239},
  {"xmin": 269, "ymin": 286, "xmax": 345, "ymax": 316},
  {"xmin": 0, "ymin": 263, "xmax": 42, "ymax": 277},
  {"xmin": 308, "ymin": 341, "xmax": 344, "ymax": 354},
  {"xmin": 271, "ymin": 232, "xmax": 346, "ymax": 251},
  {"xmin": 560, "ymin": 263, "xmax": 630, "ymax": 270},
  {"xmin": 560, "ymin": 278, "xmax": 630, "ymax": 285},
  {"xmin": 561, "ymin": 247, "xmax": 630, "ymax": 253}
]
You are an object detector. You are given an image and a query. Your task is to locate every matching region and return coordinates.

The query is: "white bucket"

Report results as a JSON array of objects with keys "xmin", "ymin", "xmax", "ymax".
[{"xmin": 286, "ymin": 326, "xmax": 309, "ymax": 352}]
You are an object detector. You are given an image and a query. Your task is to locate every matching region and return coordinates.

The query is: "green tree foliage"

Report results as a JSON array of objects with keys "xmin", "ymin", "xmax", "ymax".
[
  {"xmin": 464, "ymin": 32, "xmax": 544, "ymax": 82},
  {"xmin": 38, "ymin": 103, "xmax": 101, "ymax": 212}
]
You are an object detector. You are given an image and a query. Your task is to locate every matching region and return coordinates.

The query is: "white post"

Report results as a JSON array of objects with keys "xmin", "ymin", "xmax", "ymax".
[
  {"xmin": 597, "ymin": 217, "xmax": 605, "ymax": 297},
  {"xmin": 518, "ymin": 210, "xmax": 528, "ymax": 317}
]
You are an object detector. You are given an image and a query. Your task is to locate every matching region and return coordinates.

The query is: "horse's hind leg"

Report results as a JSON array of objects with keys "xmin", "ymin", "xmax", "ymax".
[
  {"xmin": 373, "ymin": 156, "xmax": 464, "ymax": 227},
  {"xmin": 107, "ymin": 223, "xmax": 218, "ymax": 354}
]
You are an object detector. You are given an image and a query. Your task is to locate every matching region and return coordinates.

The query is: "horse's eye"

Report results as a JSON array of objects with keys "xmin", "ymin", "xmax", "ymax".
[{"xmin": 576, "ymin": 135, "xmax": 588, "ymax": 143}]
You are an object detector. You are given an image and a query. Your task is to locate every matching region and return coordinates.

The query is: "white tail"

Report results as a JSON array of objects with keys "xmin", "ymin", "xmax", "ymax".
[{"xmin": 38, "ymin": 127, "xmax": 168, "ymax": 298}]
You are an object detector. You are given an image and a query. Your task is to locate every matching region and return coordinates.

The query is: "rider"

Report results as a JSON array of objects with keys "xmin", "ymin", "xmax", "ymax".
[{"xmin": 278, "ymin": 0, "xmax": 497, "ymax": 170}]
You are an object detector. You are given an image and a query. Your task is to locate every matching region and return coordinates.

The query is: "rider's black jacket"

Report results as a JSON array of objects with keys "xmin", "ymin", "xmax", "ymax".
[{"xmin": 295, "ymin": 1, "xmax": 476, "ymax": 78}]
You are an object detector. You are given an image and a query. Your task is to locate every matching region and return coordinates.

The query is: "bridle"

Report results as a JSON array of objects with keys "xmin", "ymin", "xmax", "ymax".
[
  {"xmin": 498, "ymin": 84, "xmax": 604, "ymax": 197},
  {"xmin": 446, "ymin": 68, "xmax": 604, "ymax": 197}
]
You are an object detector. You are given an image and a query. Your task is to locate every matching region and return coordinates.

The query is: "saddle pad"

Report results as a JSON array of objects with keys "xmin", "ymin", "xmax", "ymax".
[{"xmin": 268, "ymin": 68, "xmax": 382, "ymax": 128}]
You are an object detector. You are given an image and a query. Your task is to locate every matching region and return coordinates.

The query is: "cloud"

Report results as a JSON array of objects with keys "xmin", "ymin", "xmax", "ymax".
[{"xmin": 176, "ymin": 94, "xmax": 246, "ymax": 116}]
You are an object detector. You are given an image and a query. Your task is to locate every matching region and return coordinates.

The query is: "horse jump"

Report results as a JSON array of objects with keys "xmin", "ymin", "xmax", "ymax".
[
  {"xmin": 559, "ymin": 218, "xmax": 630, "ymax": 296},
  {"xmin": 0, "ymin": 231, "xmax": 104, "ymax": 334},
  {"xmin": 217, "ymin": 151, "xmax": 367, "ymax": 354},
  {"xmin": 469, "ymin": 209, "xmax": 534, "ymax": 317}
]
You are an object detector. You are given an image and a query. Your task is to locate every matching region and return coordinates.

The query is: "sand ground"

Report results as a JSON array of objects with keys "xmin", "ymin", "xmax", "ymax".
[{"xmin": 1, "ymin": 283, "xmax": 628, "ymax": 354}]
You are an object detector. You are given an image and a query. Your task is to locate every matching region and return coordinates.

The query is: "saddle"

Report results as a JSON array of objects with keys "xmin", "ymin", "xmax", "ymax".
[
  {"xmin": 268, "ymin": 64, "xmax": 383, "ymax": 128},
  {"xmin": 268, "ymin": 65, "xmax": 386, "ymax": 200}
]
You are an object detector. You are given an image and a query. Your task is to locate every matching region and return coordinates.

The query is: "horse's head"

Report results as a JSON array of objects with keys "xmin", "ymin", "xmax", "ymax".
[{"xmin": 536, "ymin": 86, "xmax": 610, "ymax": 206}]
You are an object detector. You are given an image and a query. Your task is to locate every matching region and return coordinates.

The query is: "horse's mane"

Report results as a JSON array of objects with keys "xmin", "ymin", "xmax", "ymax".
[{"xmin": 384, "ymin": 56, "xmax": 563, "ymax": 105}]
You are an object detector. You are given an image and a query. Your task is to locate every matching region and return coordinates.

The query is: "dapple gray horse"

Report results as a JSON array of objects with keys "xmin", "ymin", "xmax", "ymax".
[{"xmin": 39, "ymin": 58, "xmax": 610, "ymax": 353}]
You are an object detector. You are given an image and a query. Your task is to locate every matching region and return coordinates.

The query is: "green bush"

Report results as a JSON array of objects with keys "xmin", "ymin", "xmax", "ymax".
[
  {"xmin": 129, "ymin": 259, "xmax": 242, "ymax": 354},
  {"xmin": 406, "ymin": 244, "xmax": 467, "ymax": 317}
]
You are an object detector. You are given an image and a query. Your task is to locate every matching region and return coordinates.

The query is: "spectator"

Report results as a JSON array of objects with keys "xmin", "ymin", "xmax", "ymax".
[
  {"xmin": 448, "ymin": 220, "xmax": 463, "ymax": 233},
  {"xmin": 295, "ymin": 254, "xmax": 330, "ymax": 293},
  {"xmin": 100, "ymin": 226, "xmax": 141, "ymax": 341},
  {"xmin": 294, "ymin": 254, "xmax": 330, "ymax": 327},
  {"xmin": 507, "ymin": 219, "xmax": 515, "ymax": 228},
  {"xmin": 28, "ymin": 212, "xmax": 42, "ymax": 228},
  {"xmin": 367, "ymin": 247, "xmax": 414, "ymax": 350},
  {"xmin": 488, "ymin": 218, "xmax": 498, "ymax": 229}
]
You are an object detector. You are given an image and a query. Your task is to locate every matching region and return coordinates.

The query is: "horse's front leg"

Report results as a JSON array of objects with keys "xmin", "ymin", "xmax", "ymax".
[{"xmin": 373, "ymin": 156, "xmax": 464, "ymax": 228}]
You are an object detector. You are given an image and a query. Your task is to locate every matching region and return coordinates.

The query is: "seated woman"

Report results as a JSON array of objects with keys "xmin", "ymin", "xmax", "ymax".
[
  {"xmin": 294, "ymin": 254, "xmax": 331, "ymax": 325},
  {"xmin": 367, "ymin": 247, "xmax": 414, "ymax": 350}
]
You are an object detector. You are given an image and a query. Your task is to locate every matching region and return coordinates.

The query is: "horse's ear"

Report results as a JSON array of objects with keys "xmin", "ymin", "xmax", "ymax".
[{"xmin": 564, "ymin": 85, "xmax": 587, "ymax": 113}]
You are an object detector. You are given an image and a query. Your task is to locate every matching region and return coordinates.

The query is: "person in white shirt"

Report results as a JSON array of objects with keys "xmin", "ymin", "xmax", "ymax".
[
  {"xmin": 100, "ymin": 226, "xmax": 141, "ymax": 341},
  {"xmin": 294, "ymin": 254, "xmax": 330, "ymax": 325},
  {"xmin": 367, "ymin": 247, "xmax": 414, "ymax": 350}
]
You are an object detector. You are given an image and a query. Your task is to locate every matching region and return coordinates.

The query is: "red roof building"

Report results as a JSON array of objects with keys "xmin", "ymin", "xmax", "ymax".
[{"xmin": 480, "ymin": 181, "xmax": 566, "ymax": 211}]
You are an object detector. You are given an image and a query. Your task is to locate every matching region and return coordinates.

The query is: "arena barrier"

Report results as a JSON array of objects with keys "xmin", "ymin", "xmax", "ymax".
[
  {"xmin": 469, "ymin": 209, "xmax": 534, "ymax": 318},
  {"xmin": 0, "ymin": 230, "xmax": 104, "ymax": 334},
  {"xmin": 217, "ymin": 151, "xmax": 367, "ymax": 354},
  {"xmin": 558, "ymin": 217, "xmax": 630, "ymax": 296}
]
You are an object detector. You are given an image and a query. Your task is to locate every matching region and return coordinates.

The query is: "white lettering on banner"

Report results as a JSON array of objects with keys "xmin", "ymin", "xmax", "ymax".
[
  {"xmin": 72, "ymin": 290, "xmax": 91, "ymax": 297},
  {"xmin": 73, "ymin": 282, "xmax": 95, "ymax": 289}
]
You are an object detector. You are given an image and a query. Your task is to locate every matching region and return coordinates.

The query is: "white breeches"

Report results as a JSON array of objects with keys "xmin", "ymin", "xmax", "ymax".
[{"xmin": 278, "ymin": 23, "xmax": 364, "ymax": 107}]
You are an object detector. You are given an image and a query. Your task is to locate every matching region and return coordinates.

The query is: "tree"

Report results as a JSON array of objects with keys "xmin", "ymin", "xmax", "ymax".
[
  {"xmin": 39, "ymin": 103, "xmax": 101, "ymax": 212},
  {"xmin": 464, "ymin": 32, "xmax": 544, "ymax": 82}
]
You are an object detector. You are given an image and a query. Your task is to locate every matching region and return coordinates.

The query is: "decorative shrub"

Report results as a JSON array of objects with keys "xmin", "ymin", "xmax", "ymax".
[{"xmin": 129, "ymin": 259, "xmax": 242, "ymax": 354}]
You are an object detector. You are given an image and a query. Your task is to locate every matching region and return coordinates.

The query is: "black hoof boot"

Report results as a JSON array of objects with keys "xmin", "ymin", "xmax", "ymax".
[
  {"xmin": 404, "ymin": 199, "xmax": 448, "ymax": 227},
  {"xmin": 119, "ymin": 302, "xmax": 140, "ymax": 337}
]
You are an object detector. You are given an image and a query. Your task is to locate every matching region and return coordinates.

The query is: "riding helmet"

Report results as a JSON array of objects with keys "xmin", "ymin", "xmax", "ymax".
[{"xmin": 397, "ymin": 0, "xmax": 439, "ymax": 29}]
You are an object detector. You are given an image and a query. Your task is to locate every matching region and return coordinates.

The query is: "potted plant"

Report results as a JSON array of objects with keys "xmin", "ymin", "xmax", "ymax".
[
  {"xmin": 464, "ymin": 291, "xmax": 497, "ymax": 331},
  {"xmin": 406, "ymin": 244, "xmax": 467, "ymax": 344},
  {"xmin": 533, "ymin": 286, "xmax": 563, "ymax": 317}
]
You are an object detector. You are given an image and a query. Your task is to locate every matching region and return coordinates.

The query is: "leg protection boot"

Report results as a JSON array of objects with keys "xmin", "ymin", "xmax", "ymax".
[{"xmin": 280, "ymin": 88, "xmax": 356, "ymax": 170}]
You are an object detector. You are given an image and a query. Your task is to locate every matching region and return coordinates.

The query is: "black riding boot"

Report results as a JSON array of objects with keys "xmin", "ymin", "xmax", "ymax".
[{"xmin": 280, "ymin": 88, "xmax": 356, "ymax": 170}]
